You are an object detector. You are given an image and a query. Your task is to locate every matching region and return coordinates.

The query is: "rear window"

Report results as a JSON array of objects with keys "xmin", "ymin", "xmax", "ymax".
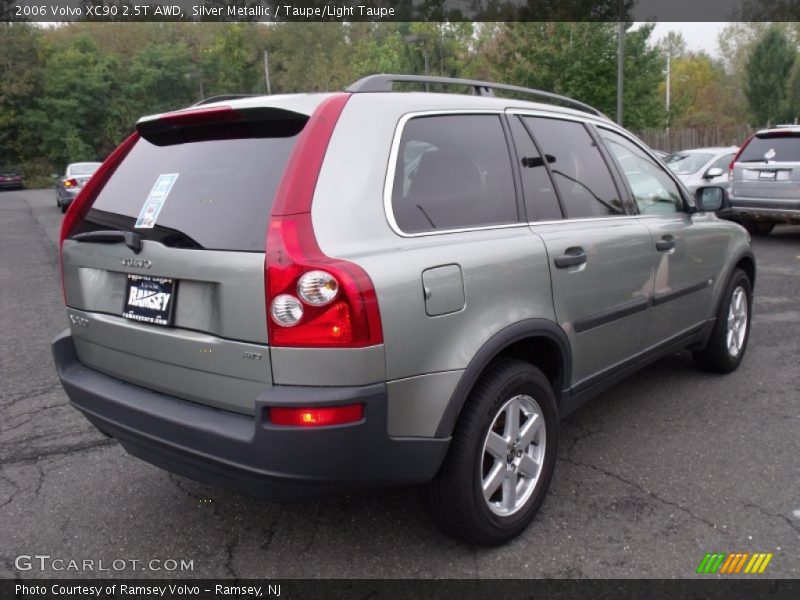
[
  {"xmin": 82, "ymin": 117, "xmax": 304, "ymax": 252},
  {"xmin": 738, "ymin": 133, "xmax": 800, "ymax": 163}
]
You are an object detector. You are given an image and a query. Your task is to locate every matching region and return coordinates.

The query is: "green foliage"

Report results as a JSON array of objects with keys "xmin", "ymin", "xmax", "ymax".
[
  {"xmin": 476, "ymin": 23, "xmax": 663, "ymax": 128},
  {"xmin": 745, "ymin": 27, "xmax": 797, "ymax": 127},
  {"xmin": 0, "ymin": 24, "xmax": 44, "ymax": 164},
  {"xmin": 0, "ymin": 21, "xmax": 696, "ymax": 180}
]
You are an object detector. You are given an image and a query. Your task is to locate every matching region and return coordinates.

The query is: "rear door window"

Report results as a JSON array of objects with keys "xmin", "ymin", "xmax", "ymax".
[
  {"xmin": 507, "ymin": 115, "xmax": 563, "ymax": 221},
  {"xmin": 739, "ymin": 133, "xmax": 800, "ymax": 162},
  {"xmin": 82, "ymin": 116, "xmax": 305, "ymax": 252},
  {"xmin": 391, "ymin": 114, "xmax": 519, "ymax": 233},
  {"xmin": 521, "ymin": 117, "xmax": 625, "ymax": 219}
]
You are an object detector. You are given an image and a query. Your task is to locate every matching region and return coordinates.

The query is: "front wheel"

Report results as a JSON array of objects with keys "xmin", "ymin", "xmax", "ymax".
[
  {"xmin": 424, "ymin": 359, "xmax": 558, "ymax": 546},
  {"xmin": 693, "ymin": 268, "xmax": 752, "ymax": 373}
]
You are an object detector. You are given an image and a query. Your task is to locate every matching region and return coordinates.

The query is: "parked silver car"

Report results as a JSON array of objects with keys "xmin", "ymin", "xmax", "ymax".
[
  {"xmin": 665, "ymin": 146, "xmax": 738, "ymax": 195},
  {"xmin": 52, "ymin": 75, "xmax": 755, "ymax": 545},
  {"xmin": 727, "ymin": 126, "xmax": 800, "ymax": 234},
  {"xmin": 55, "ymin": 162, "xmax": 101, "ymax": 213}
]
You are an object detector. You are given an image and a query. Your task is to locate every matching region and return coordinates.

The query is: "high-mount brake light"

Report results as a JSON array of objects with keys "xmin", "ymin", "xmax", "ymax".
[
  {"xmin": 159, "ymin": 106, "xmax": 239, "ymax": 127},
  {"xmin": 264, "ymin": 94, "xmax": 383, "ymax": 348}
]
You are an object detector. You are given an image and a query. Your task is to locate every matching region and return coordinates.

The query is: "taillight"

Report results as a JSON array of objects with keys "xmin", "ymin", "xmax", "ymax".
[
  {"xmin": 265, "ymin": 94, "xmax": 383, "ymax": 348},
  {"xmin": 729, "ymin": 135, "xmax": 753, "ymax": 179},
  {"xmin": 63, "ymin": 178, "xmax": 79, "ymax": 188},
  {"xmin": 269, "ymin": 404, "xmax": 364, "ymax": 427},
  {"xmin": 60, "ymin": 132, "xmax": 139, "ymax": 303}
]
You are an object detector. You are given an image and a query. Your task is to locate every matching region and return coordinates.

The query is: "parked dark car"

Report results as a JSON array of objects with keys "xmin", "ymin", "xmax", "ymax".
[
  {"xmin": 56, "ymin": 162, "xmax": 101, "ymax": 213},
  {"xmin": 0, "ymin": 165, "xmax": 23, "ymax": 190}
]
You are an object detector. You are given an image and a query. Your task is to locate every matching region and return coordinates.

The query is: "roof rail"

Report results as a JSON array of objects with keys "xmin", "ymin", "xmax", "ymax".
[
  {"xmin": 346, "ymin": 74, "xmax": 605, "ymax": 118},
  {"xmin": 192, "ymin": 94, "xmax": 257, "ymax": 107}
]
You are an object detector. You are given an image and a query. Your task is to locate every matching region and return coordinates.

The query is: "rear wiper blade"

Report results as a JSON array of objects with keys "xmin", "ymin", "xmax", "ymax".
[{"xmin": 72, "ymin": 230, "xmax": 143, "ymax": 254}]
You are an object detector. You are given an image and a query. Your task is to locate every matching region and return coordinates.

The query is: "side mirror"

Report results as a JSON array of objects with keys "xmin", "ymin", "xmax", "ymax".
[
  {"xmin": 704, "ymin": 167, "xmax": 724, "ymax": 179},
  {"xmin": 696, "ymin": 186, "xmax": 724, "ymax": 212}
]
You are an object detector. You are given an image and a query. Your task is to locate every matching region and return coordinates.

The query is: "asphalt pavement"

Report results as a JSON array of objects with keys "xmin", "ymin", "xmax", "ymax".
[{"xmin": 1, "ymin": 189, "xmax": 798, "ymax": 578}]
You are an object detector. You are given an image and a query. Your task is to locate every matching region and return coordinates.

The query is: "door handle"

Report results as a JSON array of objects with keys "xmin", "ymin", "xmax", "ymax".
[
  {"xmin": 656, "ymin": 236, "xmax": 675, "ymax": 252},
  {"xmin": 554, "ymin": 247, "xmax": 587, "ymax": 269}
]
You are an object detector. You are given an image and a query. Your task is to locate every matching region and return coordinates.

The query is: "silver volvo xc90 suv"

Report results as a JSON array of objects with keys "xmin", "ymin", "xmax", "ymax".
[{"xmin": 53, "ymin": 75, "xmax": 755, "ymax": 545}]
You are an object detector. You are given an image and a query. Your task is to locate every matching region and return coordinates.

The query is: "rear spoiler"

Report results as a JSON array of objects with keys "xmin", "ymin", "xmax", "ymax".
[{"xmin": 136, "ymin": 106, "xmax": 309, "ymax": 145}]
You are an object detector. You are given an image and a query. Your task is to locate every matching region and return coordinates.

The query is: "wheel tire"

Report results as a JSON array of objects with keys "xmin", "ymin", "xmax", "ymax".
[
  {"xmin": 60, "ymin": 202, "xmax": 67, "ymax": 214},
  {"xmin": 693, "ymin": 268, "xmax": 753, "ymax": 374},
  {"xmin": 741, "ymin": 219, "xmax": 774, "ymax": 236},
  {"xmin": 424, "ymin": 358, "xmax": 558, "ymax": 546}
]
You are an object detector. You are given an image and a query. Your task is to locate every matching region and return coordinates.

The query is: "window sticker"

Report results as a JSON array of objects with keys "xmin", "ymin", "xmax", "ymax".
[{"xmin": 135, "ymin": 173, "xmax": 179, "ymax": 229}]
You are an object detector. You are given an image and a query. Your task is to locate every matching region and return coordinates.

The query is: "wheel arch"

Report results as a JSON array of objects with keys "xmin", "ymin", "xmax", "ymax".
[
  {"xmin": 734, "ymin": 252, "xmax": 756, "ymax": 289},
  {"xmin": 434, "ymin": 319, "xmax": 571, "ymax": 438}
]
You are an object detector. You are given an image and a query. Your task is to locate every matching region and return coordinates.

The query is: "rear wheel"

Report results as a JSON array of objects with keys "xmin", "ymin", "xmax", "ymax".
[
  {"xmin": 424, "ymin": 359, "xmax": 558, "ymax": 546},
  {"xmin": 741, "ymin": 219, "xmax": 774, "ymax": 236},
  {"xmin": 693, "ymin": 268, "xmax": 752, "ymax": 373}
]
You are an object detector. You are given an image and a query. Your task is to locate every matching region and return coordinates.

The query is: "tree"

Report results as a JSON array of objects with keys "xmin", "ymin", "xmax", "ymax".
[
  {"xmin": 745, "ymin": 27, "xmax": 797, "ymax": 126},
  {"xmin": 19, "ymin": 34, "xmax": 121, "ymax": 168},
  {"xmin": 665, "ymin": 52, "xmax": 740, "ymax": 128},
  {"xmin": 477, "ymin": 22, "xmax": 663, "ymax": 129},
  {"xmin": 656, "ymin": 30, "xmax": 688, "ymax": 60},
  {"xmin": 0, "ymin": 24, "xmax": 44, "ymax": 165}
]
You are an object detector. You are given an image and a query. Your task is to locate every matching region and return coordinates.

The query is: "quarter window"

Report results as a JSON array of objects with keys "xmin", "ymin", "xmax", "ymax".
[
  {"xmin": 522, "ymin": 117, "xmax": 625, "ymax": 219},
  {"xmin": 391, "ymin": 114, "xmax": 518, "ymax": 233},
  {"xmin": 601, "ymin": 129, "xmax": 685, "ymax": 214}
]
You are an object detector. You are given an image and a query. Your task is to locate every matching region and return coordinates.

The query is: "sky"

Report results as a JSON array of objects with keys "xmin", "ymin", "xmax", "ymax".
[{"xmin": 648, "ymin": 22, "xmax": 728, "ymax": 58}]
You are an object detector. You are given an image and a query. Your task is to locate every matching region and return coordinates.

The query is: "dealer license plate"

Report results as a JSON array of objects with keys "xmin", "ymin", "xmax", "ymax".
[{"xmin": 122, "ymin": 274, "xmax": 176, "ymax": 327}]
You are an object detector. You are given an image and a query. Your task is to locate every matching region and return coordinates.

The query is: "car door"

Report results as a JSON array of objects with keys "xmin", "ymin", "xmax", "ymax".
[
  {"xmin": 510, "ymin": 113, "xmax": 655, "ymax": 389},
  {"xmin": 598, "ymin": 127, "xmax": 722, "ymax": 349}
]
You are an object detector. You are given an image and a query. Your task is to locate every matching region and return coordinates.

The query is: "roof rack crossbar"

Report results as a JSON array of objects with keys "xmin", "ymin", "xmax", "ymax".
[
  {"xmin": 192, "ymin": 94, "xmax": 257, "ymax": 107},
  {"xmin": 346, "ymin": 74, "xmax": 604, "ymax": 117}
]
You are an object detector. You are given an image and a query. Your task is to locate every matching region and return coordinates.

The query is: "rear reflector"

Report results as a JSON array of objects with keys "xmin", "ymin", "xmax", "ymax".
[{"xmin": 269, "ymin": 404, "xmax": 364, "ymax": 427}]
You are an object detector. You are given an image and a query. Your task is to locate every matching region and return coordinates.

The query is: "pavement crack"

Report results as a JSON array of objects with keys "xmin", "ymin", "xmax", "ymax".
[
  {"xmin": 0, "ymin": 437, "xmax": 115, "ymax": 466},
  {"xmin": 560, "ymin": 457, "xmax": 727, "ymax": 534},
  {"xmin": 223, "ymin": 532, "xmax": 241, "ymax": 579},
  {"xmin": 0, "ymin": 471, "xmax": 22, "ymax": 510},
  {"xmin": 741, "ymin": 501, "xmax": 800, "ymax": 535},
  {"xmin": 564, "ymin": 421, "xmax": 604, "ymax": 453},
  {"xmin": 0, "ymin": 404, "xmax": 66, "ymax": 434},
  {"xmin": 1, "ymin": 384, "xmax": 63, "ymax": 407},
  {"xmin": 259, "ymin": 513, "xmax": 279, "ymax": 552}
]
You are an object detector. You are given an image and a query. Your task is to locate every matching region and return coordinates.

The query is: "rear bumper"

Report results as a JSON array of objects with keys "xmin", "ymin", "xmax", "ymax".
[
  {"xmin": 724, "ymin": 197, "xmax": 800, "ymax": 223},
  {"xmin": 52, "ymin": 330, "xmax": 448, "ymax": 500}
]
